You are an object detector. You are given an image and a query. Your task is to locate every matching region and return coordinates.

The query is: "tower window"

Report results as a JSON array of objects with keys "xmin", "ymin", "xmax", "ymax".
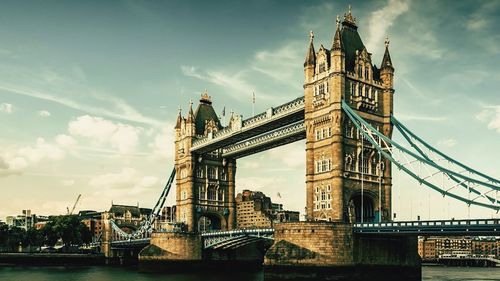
[
  {"xmin": 319, "ymin": 83, "xmax": 325, "ymax": 95},
  {"xmin": 207, "ymin": 167, "xmax": 217, "ymax": 180},
  {"xmin": 358, "ymin": 65, "xmax": 363, "ymax": 79},
  {"xmin": 319, "ymin": 62, "xmax": 326, "ymax": 73}
]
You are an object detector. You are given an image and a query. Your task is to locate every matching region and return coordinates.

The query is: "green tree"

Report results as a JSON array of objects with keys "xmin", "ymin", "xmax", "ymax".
[{"xmin": 42, "ymin": 215, "xmax": 93, "ymax": 249}]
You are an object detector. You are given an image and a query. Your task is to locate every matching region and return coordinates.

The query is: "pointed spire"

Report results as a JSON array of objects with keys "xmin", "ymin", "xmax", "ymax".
[
  {"xmin": 187, "ymin": 99, "xmax": 194, "ymax": 123},
  {"xmin": 343, "ymin": 5, "xmax": 357, "ymax": 28},
  {"xmin": 332, "ymin": 15, "xmax": 343, "ymax": 51},
  {"xmin": 304, "ymin": 30, "xmax": 316, "ymax": 67},
  {"xmin": 381, "ymin": 36, "xmax": 393, "ymax": 69},
  {"xmin": 175, "ymin": 106, "xmax": 182, "ymax": 129}
]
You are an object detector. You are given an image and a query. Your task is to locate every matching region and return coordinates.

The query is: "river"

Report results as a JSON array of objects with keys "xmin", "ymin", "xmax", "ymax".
[{"xmin": 0, "ymin": 265, "xmax": 499, "ymax": 281}]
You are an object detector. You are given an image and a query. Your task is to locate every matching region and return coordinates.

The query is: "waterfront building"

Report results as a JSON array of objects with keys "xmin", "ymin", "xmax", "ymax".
[
  {"xmin": 104, "ymin": 204, "xmax": 152, "ymax": 234},
  {"xmin": 418, "ymin": 236, "xmax": 499, "ymax": 261},
  {"xmin": 79, "ymin": 210, "xmax": 104, "ymax": 241},
  {"xmin": 235, "ymin": 190, "xmax": 299, "ymax": 228}
]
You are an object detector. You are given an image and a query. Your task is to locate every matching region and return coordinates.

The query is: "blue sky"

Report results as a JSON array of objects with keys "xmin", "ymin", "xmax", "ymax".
[{"xmin": 0, "ymin": 0, "xmax": 499, "ymax": 220}]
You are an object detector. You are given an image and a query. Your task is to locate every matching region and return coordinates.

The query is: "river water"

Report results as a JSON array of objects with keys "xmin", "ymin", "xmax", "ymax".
[{"xmin": 0, "ymin": 265, "xmax": 499, "ymax": 281}]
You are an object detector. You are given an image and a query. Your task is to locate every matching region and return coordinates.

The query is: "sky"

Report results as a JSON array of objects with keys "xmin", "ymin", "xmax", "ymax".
[{"xmin": 0, "ymin": 0, "xmax": 499, "ymax": 221}]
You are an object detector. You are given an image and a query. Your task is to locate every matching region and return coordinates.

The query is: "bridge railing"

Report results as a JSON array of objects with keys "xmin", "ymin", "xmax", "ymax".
[
  {"xmin": 191, "ymin": 96, "xmax": 304, "ymax": 149},
  {"xmin": 354, "ymin": 219, "xmax": 500, "ymax": 228},
  {"xmin": 201, "ymin": 228, "xmax": 275, "ymax": 237}
]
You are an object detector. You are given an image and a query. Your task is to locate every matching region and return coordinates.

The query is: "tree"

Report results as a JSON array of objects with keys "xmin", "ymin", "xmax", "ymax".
[{"xmin": 41, "ymin": 215, "xmax": 92, "ymax": 249}]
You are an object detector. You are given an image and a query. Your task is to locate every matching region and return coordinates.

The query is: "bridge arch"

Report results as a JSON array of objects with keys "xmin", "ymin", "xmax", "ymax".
[
  {"xmin": 197, "ymin": 212, "xmax": 227, "ymax": 232},
  {"xmin": 348, "ymin": 190, "xmax": 378, "ymax": 223}
]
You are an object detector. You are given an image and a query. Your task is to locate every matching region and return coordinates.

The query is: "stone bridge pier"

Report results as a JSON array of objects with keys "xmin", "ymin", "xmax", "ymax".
[{"xmin": 264, "ymin": 222, "xmax": 420, "ymax": 281}]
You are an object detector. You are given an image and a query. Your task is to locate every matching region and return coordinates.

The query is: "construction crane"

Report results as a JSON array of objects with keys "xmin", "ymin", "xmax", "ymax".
[{"xmin": 67, "ymin": 194, "xmax": 81, "ymax": 215}]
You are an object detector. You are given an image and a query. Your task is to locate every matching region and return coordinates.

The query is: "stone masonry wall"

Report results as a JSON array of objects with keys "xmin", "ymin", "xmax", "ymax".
[{"xmin": 139, "ymin": 232, "xmax": 202, "ymax": 261}]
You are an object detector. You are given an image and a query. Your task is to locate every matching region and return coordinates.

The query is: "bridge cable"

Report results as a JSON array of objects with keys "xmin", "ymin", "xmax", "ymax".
[{"xmin": 341, "ymin": 100, "xmax": 500, "ymax": 211}]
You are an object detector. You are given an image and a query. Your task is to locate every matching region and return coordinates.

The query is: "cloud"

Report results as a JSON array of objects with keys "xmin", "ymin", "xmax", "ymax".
[
  {"xmin": 61, "ymin": 179, "xmax": 75, "ymax": 186},
  {"xmin": 366, "ymin": 0, "xmax": 410, "ymax": 52},
  {"xmin": 55, "ymin": 134, "xmax": 77, "ymax": 147},
  {"xmin": 0, "ymin": 137, "xmax": 67, "ymax": 176},
  {"xmin": 38, "ymin": 110, "xmax": 51, "ymax": 117},
  {"xmin": 89, "ymin": 167, "xmax": 159, "ymax": 196},
  {"xmin": 148, "ymin": 126, "xmax": 174, "ymax": 159},
  {"xmin": 0, "ymin": 82, "xmax": 163, "ymax": 126},
  {"xmin": 68, "ymin": 115, "xmax": 142, "ymax": 153},
  {"xmin": 437, "ymin": 138, "xmax": 457, "ymax": 148},
  {"xmin": 181, "ymin": 65, "xmax": 261, "ymax": 102},
  {"xmin": 268, "ymin": 141, "xmax": 305, "ymax": 169},
  {"xmin": 0, "ymin": 103, "xmax": 13, "ymax": 113},
  {"xmin": 476, "ymin": 105, "xmax": 500, "ymax": 133},
  {"xmin": 465, "ymin": 1, "xmax": 499, "ymax": 31},
  {"xmin": 251, "ymin": 41, "xmax": 303, "ymax": 87},
  {"xmin": 397, "ymin": 114, "xmax": 447, "ymax": 122}
]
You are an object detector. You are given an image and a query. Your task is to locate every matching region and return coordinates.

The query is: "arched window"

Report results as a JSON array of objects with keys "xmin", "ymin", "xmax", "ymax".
[
  {"xmin": 319, "ymin": 83, "xmax": 325, "ymax": 95},
  {"xmin": 217, "ymin": 188, "xmax": 224, "ymax": 201},
  {"xmin": 357, "ymin": 83, "xmax": 362, "ymax": 96},
  {"xmin": 196, "ymin": 166, "xmax": 203, "ymax": 178},
  {"xmin": 371, "ymin": 157, "xmax": 378, "ymax": 175},
  {"xmin": 358, "ymin": 152, "xmax": 369, "ymax": 174},
  {"xmin": 207, "ymin": 186, "xmax": 216, "ymax": 200},
  {"xmin": 345, "ymin": 155, "xmax": 353, "ymax": 171},
  {"xmin": 358, "ymin": 64, "xmax": 363, "ymax": 79},
  {"xmin": 220, "ymin": 168, "xmax": 227, "ymax": 180},
  {"xmin": 207, "ymin": 167, "xmax": 217, "ymax": 180},
  {"xmin": 199, "ymin": 186, "xmax": 206, "ymax": 200}
]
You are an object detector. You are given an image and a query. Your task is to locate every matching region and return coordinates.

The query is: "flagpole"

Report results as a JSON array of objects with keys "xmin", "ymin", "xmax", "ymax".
[{"xmin": 252, "ymin": 92, "xmax": 255, "ymax": 116}]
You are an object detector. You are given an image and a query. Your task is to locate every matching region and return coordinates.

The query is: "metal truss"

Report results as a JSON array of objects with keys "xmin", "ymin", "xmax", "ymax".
[
  {"xmin": 109, "ymin": 167, "xmax": 176, "ymax": 243},
  {"xmin": 342, "ymin": 100, "xmax": 500, "ymax": 211},
  {"xmin": 222, "ymin": 121, "xmax": 305, "ymax": 158},
  {"xmin": 353, "ymin": 218, "xmax": 500, "ymax": 236},
  {"xmin": 201, "ymin": 228, "xmax": 275, "ymax": 249},
  {"xmin": 191, "ymin": 97, "xmax": 305, "ymax": 153}
]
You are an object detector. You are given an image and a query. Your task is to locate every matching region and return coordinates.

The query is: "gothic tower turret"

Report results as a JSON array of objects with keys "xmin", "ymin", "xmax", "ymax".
[
  {"xmin": 174, "ymin": 91, "xmax": 236, "ymax": 232},
  {"xmin": 304, "ymin": 6, "xmax": 394, "ymax": 223}
]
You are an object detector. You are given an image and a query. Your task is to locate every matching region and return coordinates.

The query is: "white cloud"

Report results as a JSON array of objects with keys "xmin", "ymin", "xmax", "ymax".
[
  {"xmin": 148, "ymin": 127, "xmax": 174, "ymax": 159},
  {"xmin": 55, "ymin": 134, "xmax": 77, "ymax": 147},
  {"xmin": 465, "ymin": 1, "xmax": 499, "ymax": 31},
  {"xmin": 0, "ymin": 137, "xmax": 67, "ymax": 176},
  {"xmin": 476, "ymin": 106, "xmax": 500, "ymax": 133},
  {"xmin": 0, "ymin": 103, "xmax": 13, "ymax": 113},
  {"xmin": 181, "ymin": 65, "xmax": 262, "ymax": 102},
  {"xmin": 252, "ymin": 41, "xmax": 303, "ymax": 85},
  {"xmin": 61, "ymin": 179, "xmax": 75, "ymax": 186},
  {"xmin": 0, "ymin": 82, "xmax": 163, "ymax": 126},
  {"xmin": 366, "ymin": 0, "xmax": 410, "ymax": 53},
  {"xmin": 268, "ymin": 141, "xmax": 305, "ymax": 169},
  {"xmin": 89, "ymin": 167, "xmax": 159, "ymax": 195},
  {"xmin": 397, "ymin": 114, "xmax": 447, "ymax": 122},
  {"xmin": 437, "ymin": 138, "xmax": 457, "ymax": 148},
  {"xmin": 38, "ymin": 110, "xmax": 51, "ymax": 117},
  {"xmin": 68, "ymin": 115, "xmax": 142, "ymax": 153}
]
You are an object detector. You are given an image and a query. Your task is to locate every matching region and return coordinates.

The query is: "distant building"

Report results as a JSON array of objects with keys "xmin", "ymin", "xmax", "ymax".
[
  {"xmin": 235, "ymin": 190, "xmax": 299, "ymax": 228},
  {"xmin": 472, "ymin": 237, "xmax": 498, "ymax": 257},
  {"xmin": 418, "ymin": 237, "xmax": 437, "ymax": 261},
  {"xmin": 6, "ymin": 210, "xmax": 36, "ymax": 230},
  {"xmin": 418, "ymin": 236, "xmax": 499, "ymax": 261},
  {"xmin": 106, "ymin": 204, "xmax": 152, "ymax": 234},
  {"xmin": 79, "ymin": 210, "xmax": 103, "ymax": 241}
]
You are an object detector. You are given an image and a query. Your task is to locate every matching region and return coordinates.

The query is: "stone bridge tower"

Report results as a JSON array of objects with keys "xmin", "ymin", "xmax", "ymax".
[
  {"xmin": 174, "ymin": 91, "xmax": 236, "ymax": 233},
  {"xmin": 304, "ymin": 8, "xmax": 394, "ymax": 223}
]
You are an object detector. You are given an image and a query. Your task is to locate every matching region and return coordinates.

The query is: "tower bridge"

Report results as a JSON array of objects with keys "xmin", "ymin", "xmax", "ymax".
[{"xmin": 100, "ymin": 6, "xmax": 500, "ymax": 280}]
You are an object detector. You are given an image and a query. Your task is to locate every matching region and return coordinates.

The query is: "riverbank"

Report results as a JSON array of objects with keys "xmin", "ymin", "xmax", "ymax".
[{"xmin": 0, "ymin": 253, "xmax": 105, "ymax": 265}]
